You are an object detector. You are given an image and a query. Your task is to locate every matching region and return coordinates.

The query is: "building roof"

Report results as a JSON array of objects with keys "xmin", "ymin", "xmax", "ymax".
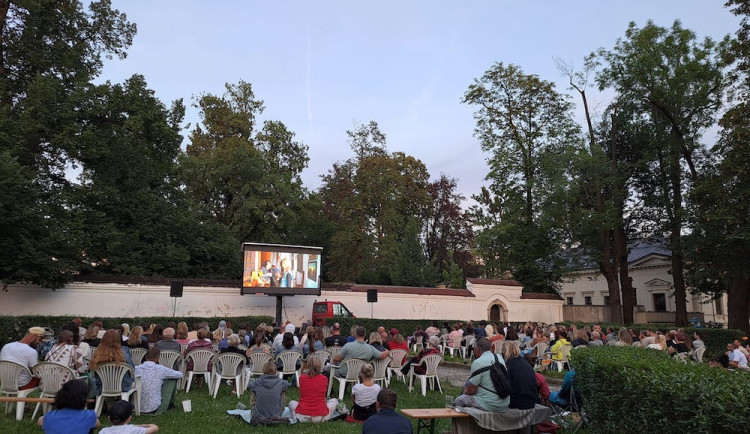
[
  {"xmin": 466, "ymin": 278, "xmax": 523, "ymax": 287},
  {"xmin": 519, "ymin": 292, "xmax": 564, "ymax": 300},
  {"xmin": 322, "ymin": 283, "xmax": 475, "ymax": 298},
  {"xmin": 565, "ymin": 238, "xmax": 671, "ymax": 271}
]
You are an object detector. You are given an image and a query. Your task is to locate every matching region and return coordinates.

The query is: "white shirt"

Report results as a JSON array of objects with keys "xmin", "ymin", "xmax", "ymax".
[
  {"xmin": 352, "ymin": 382, "xmax": 381, "ymax": 407},
  {"xmin": 0, "ymin": 341, "xmax": 38, "ymax": 386},
  {"xmin": 134, "ymin": 361, "xmax": 183, "ymax": 413},
  {"xmin": 99, "ymin": 425, "xmax": 147, "ymax": 434},
  {"xmin": 730, "ymin": 349, "xmax": 748, "ymax": 368}
]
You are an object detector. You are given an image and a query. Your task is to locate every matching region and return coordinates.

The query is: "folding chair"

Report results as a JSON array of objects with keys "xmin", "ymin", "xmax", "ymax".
[{"xmin": 550, "ymin": 376, "xmax": 586, "ymax": 433}]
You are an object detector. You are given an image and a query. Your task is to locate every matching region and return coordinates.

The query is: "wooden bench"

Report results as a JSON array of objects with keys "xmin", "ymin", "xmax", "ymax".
[{"xmin": 401, "ymin": 408, "xmax": 470, "ymax": 434}]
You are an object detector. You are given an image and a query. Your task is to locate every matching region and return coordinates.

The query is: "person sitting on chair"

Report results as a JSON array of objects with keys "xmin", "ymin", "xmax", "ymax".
[
  {"xmin": 0, "ymin": 326, "xmax": 45, "ymax": 390},
  {"xmin": 155, "ymin": 327, "xmax": 181, "ymax": 352},
  {"xmin": 135, "ymin": 348, "xmax": 183, "ymax": 414},
  {"xmin": 453, "ymin": 338, "xmax": 509, "ymax": 412},
  {"xmin": 400, "ymin": 335, "xmax": 441, "ymax": 377},
  {"xmin": 549, "ymin": 369, "xmax": 580, "ymax": 408}
]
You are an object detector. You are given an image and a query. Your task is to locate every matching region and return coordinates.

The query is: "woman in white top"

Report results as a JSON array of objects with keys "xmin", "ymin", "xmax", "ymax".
[
  {"xmin": 350, "ymin": 363, "xmax": 381, "ymax": 421},
  {"xmin": 647, "ymin": 335, "xmax": 667, "ymax": 351}
]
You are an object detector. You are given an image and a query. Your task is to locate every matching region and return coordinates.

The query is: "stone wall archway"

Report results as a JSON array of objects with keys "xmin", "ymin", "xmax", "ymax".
[{"xmin": 488, "ymin": 299, "xmax": 509, "ymax": 322}]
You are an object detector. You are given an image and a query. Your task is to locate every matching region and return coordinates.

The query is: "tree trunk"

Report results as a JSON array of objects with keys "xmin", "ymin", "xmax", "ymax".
[
  {"xmin": 727, "ymin": 273, "xmax": 750, "ymax": 334},
  {"xmin": 615, "ymin": 225, "xmax": 635, "ymax": 324},
  {"xmin": 669, "ymin": 145, "xmax": 688, "ymax": 327},
  {"xmin": 598, "ymin": 230, "xmax": 623, "ymax": 324}
]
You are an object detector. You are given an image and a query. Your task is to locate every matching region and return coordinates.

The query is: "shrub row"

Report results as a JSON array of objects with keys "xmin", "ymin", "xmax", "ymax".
[
  {"xmin": 570, "ymin": 346, "xmax": 750, "ymax": 433},
  {"xmin": 322, "ymin": 317, "xmax": 463, "ymax": 338},
  {"xmin": 0, "ymin": 315, "xmax": 273, "ymax": 348},
  {"xmin": 561, "ymin": 321, "xmax": 745, "ymax": 358}
]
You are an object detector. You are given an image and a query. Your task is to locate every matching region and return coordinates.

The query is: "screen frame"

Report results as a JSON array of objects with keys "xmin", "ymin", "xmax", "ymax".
[{"xmin": 241, "ymin": 242, "xmax": 323, "ymax": 297}]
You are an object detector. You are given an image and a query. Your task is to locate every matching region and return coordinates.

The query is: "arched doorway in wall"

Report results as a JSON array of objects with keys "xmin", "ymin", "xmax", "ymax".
[{"xmin": 487, "ymin": 300, "xmax": 509, "ymax": 322}]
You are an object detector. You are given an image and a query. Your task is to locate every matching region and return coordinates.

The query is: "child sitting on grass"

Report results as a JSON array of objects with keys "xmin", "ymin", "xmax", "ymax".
[
  {"xmin": 99, "ymin": 400, "xmax": 159, "ymax": 434},
  {"xmin": 38, "ymin": 379, "xmax": 99, "ymax": 434}
]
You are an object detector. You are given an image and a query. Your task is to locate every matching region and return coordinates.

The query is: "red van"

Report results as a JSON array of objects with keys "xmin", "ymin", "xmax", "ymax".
[{"xmin": 312, "ymin": 300, "xmax": 356, "ymax": 326}]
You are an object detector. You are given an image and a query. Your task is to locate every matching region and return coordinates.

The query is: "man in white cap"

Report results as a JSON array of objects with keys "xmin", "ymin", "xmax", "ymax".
[
  {"xmin": 273, "ymin": 322, "xmax": 298, "ymax": 352},
  {"xmin": 0, "ymin": 327, "xmax": 45, "ymax": 389}
]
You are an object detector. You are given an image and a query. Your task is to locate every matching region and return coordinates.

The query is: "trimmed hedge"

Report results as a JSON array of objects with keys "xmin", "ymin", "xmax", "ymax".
[
  {"xmin": 322, "ymin": 317, "xmax": 463, "ymax": 338},
  {"xmin": 0, "ymin": 315, "xmax": 273, "ymax": 348},
  {"xmin": 570, "ymin": 346, "xmax": 750, "ymax": 433},
  {"xmin": 561, "ymin": 321, "xmax": 744, "ymax": 359}
]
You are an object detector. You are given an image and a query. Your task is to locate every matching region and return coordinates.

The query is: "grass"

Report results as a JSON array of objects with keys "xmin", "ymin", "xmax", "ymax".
[{"xmin": 2, "ymin": 375, "xmax": 463, "ymax": 434}]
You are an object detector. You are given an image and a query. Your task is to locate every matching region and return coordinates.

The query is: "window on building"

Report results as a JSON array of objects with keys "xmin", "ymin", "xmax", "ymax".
[
  {"xmin": 603, "ymin": 295, "xmax": 610, "ymax": 305},
  {"xmin": 584, "ymin": 296, "xmax": 592, "ymax": 306},
  {"xmin": 653, "ymin": 293, "xmax": 667, "ymax": 312},
  {"xmin": 566, "ymin": 297, "xmax": 574, "ymax": 305},
  {"xmin": 715, "ymin": 297, "xmax": 723, "ymax": 315}
]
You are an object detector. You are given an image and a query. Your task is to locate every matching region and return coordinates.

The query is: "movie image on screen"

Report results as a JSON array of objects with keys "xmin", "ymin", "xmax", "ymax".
[{"xmin": 241, "ymin": 243, "xmax": 322, "ymax": 296}]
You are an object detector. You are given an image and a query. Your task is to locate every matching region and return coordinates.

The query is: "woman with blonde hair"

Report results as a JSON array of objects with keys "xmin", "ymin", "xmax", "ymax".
[
  {"xmin": 120, "ymin": 323, "xmax": 130, "ymax": 339},
  {"xmin": 280, "ymin": 257, "xmax": 294, "ymax": 288},
  {"xmin": 288, "ymin": 356, "xmax": 339, "ymax": 422},
  {"xmin": 647, "ymin": 335, "xmax": 667, "ymax": 351},
  {"xmin": 349, "ymin": 363, "xmax": 380, "ymax": 421},
  {"xmin": 502, "ymin": 340, "xmax": 537, "ymax": 410},
  {"xmin": 90, "ymin": 329, "xmax": 134, "ymax": 395},
  {"xmin": 616, "ymin": 327, "xmax": 633, "ymax": 346},
  {"xmin": 176, "ymin": 322, "xmax": 189, "ymax": 344},
  {"xmin": 125, "ymin": 326, "xmax": 149, "ymax": 350},
  {"xmin": 369, "ymin": 332, "xmax": 386, "ymax": 352},
  {"xmin": 82, "ymin": 325, "xmax": 101, "ymax": 348}
]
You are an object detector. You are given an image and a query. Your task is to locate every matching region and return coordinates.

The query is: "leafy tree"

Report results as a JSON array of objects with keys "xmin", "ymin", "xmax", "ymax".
[
  {"xmin": 320, "ymin": 122, "xmax": 432, "ymax": 285},
  {"xmin": 424, "ymin": 174, "xmax": 475, "ymax": 279},
  {"xmin": 0, "ymin": 0, "xmax": 135, "ymax": 288},
  {"xmin": 595, "ymin": 21, "xmax": 730, "ymax": 326},
  {"xmin": 684, "ymin": 1, "xmax": 749, "ymax": 333},
  {"xmin": 464, "ymin": 62, "xmax": 580, "ymax": 292},
  {"xmin": 182, "ymin": 81, "xmax": 310, "ymax": 244},
  {"xmin": 442, "ymin": 254, "xmax": 466, "ymax": 289},
  {"xmin": 391, "ymin": 218, "xmax": 438, "ymax": 287}
]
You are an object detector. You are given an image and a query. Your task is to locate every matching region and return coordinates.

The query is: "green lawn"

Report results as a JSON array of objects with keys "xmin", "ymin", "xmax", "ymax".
[{"xmin": 2, "ymin": 376, "xmax": 463, "ymax": 434}]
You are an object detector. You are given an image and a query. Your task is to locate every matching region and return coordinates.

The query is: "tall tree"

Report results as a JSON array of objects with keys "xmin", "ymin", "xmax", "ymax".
[
  {"xmin": 320, "ymin": 121, "xmax": 432, "ymax": 285},
  {"xmin": 391, "ymin": 218, "xmax": 439, "ymax": 287},
  {"xmin": 0, "ymin": 0, "xmax": 135, "ymax": 288},
  {"xmin": 685, "ymin": 1, "xmax": 749, "ymax": 333},
  {"xmin": 595, "ymin": 21, "xmax": 730, "ymax": 326},
  {"xmin": 464, "ymin": 62, "xmax": 580, "ymax": 292},
  {"xmin": 182, "ymin": 81, "xmax": 310, "ymax": 244},
  {"xmin": 424, "ymin": 174, "xmax": 474, "ymax": 279}
]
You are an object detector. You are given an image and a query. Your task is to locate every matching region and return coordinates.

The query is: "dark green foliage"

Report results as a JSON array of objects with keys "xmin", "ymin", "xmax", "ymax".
[
  {"xmin": 571, "ymin": 346, "xmax": 750, "ymax": 433},
  {"xmin": 391, "ymin": 219, "xmax": 439, "ymax": 287},
  {"xmin": 0, "ymin": 315, "xmax": 273, "ymax": 349},
  {"xmin": 321, "ymin": 317, "xmax": 464, "ymax": 340}
]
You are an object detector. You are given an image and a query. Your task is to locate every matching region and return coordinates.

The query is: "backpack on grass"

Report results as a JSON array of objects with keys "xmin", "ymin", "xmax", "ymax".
[{"xmin": 469, "ymin": 353, "xmax": 511, "ymax": 399}]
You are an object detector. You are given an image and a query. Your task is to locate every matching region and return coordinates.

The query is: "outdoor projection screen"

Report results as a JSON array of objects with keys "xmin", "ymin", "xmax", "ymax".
[{"xmin": 241, "ymin": 243, "xmax": 322, "ymax": 296}]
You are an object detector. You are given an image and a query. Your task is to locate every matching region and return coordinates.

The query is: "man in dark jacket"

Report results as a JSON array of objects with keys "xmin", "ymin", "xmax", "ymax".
[{"xmin": 362, "ymin": 389, "xmax": 412, "ymax": 434}]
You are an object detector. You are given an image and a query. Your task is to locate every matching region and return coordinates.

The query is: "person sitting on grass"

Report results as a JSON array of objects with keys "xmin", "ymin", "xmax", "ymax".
[
  {"xmin": 348, "ymin": 363, "xmax": 381, "ymax": 422},
  {"xmin": 99, "ymin": 399, "xmax": 159, "ymax": 434},
  {"xmin": 362, "ymin": 388, "xmax": 413, "ymax": 434},
  {"xmin": 288, "ymin": 356, "xmax": 339, "ymax": 423},
  {"xmin": 38, "ymin": 379, "xmax": 99, "ymax": 434},
  {"xmin": 248, "ymin": 360, "xmax": 290, "ymax": 424},
  {"xmin": 135, "ymin": 347, "xmax": 183, "ymax": 414}
]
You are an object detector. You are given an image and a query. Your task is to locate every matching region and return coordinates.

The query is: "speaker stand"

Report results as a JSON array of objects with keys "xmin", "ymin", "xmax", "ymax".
[{"xmin": 172, "ymin": 296, "xmax": 177, "ymax": 317}]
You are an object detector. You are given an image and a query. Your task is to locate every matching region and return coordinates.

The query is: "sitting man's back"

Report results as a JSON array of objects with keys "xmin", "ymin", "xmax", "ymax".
[
  {"xmin": 362, "ymin": 388, "xmax": 412, "ymax": 434},
  {"xmin": 453, "ymin": 337, "xmax": 509, "ymax": 412}
]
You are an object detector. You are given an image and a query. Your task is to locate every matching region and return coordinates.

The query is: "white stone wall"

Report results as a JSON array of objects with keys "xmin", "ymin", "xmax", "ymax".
[{"xmin": 0, "ymin": 281, "xmax": 565, "ymax": 325}]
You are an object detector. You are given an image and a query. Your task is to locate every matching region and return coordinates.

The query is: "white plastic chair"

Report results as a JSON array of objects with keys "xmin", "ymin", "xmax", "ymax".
[
  {"xmin": 158, "ymin": 350, "xmax": 185, "ymax": 389},
  {"xmin": 438, "ymin": 334, "xmax": 450, "ymax": 354},
  {"xmin": 461, "ymin": 336, "xmax": 475, "ymax": 359},
  {"xmin": 32, "ymin": 362, "xmax": 76, "ymax": 419},
  {"xmin": 386, "ymin": 349, "xmax": 408, "ymax": 384},
  {"xmin": 691, "ymin": 346, "xmax": 706, "ymax": 363},
  {"xmin": 372, "ymin": 356, "xmax": 391, "ymax": 387},
  {"xmin": 129, "ymin": 348, "xmax": 147, "ymax": 366},
  {"xmin": 92, "ymin": 362, "xmax": 141, "ymax": 417},
  {"xmin": 492, "ymin": 340, "xmax": 504, "ymax": 355},
  {"xmin": 308, "ymin": 349, "xmax": 331, "ymax": 366},
  {"xmin": 553, "ymin": 345, "xmax": 573, "ymax": 372},
  {"xmin": 408, "ymin": 354, "xmax": 443, "ymax": 396},
  {"xmin": 412, "ymin": 335, "xmax": 424, "ymax": 353},
  {"xmin": 0, "ymin": 361, "xmax": 40, "ymax": 420},
  {"xmin": 275, "ymin": 351, "xmax": 303, "ymax": 386},
  {"xmin": 184, "ymin": 349, "xmax": 214, "ymax": 394},
  {"xmin": 444, "ymin": 335, "xmax": 463, "ymax": 357},
  {"xmin": 327, "ymin": 358, "xmax": 365, "ymax": 400},
  {"xmin": 326, "ymin": 346, "xmax": 343, "ymax": 360},
  {"xmin": 211, "ymin": 353, "xmax": 246, "ymax": 398},
  {"xmin": 243, "ymin": 352, "xmax": 273, "ymax": 391}
]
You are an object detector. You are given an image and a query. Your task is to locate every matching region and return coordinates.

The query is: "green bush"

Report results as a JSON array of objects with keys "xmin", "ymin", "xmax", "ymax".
[
  {"xmin": 323, "ymin": 317, "xmax": 463, "ymax": 338},
  {"xmin": 570, "ymin": 346, "xmax": 750, "ymax": 433},
  {"xmin": 0, "ymin": 315, "xmax": 273, "ymax": 348}
]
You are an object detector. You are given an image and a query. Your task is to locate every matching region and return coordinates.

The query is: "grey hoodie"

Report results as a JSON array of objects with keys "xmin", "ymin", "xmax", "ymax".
[{"xmin": 249, "ymin": 374, "xmax": 289, "ymax": 419}]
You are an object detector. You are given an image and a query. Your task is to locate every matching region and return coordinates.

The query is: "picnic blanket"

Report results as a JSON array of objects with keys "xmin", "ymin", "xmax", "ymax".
[
  {"xmin": 226, "ymin": 407, "xmax": 348, "ymax": 425},
  {"xmin": 454, "ymin": 404, "xmax": 552, "ymax": 432}
]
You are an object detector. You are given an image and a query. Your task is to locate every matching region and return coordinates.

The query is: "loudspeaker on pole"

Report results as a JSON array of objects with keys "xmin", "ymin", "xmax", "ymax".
[
  {"xmin": 367, "ymin": 289, "xmax": 378, "ymax": 303},
  {"xmin": 170, "ymin": 281, "xmax": 184, "ymax": 298}
]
